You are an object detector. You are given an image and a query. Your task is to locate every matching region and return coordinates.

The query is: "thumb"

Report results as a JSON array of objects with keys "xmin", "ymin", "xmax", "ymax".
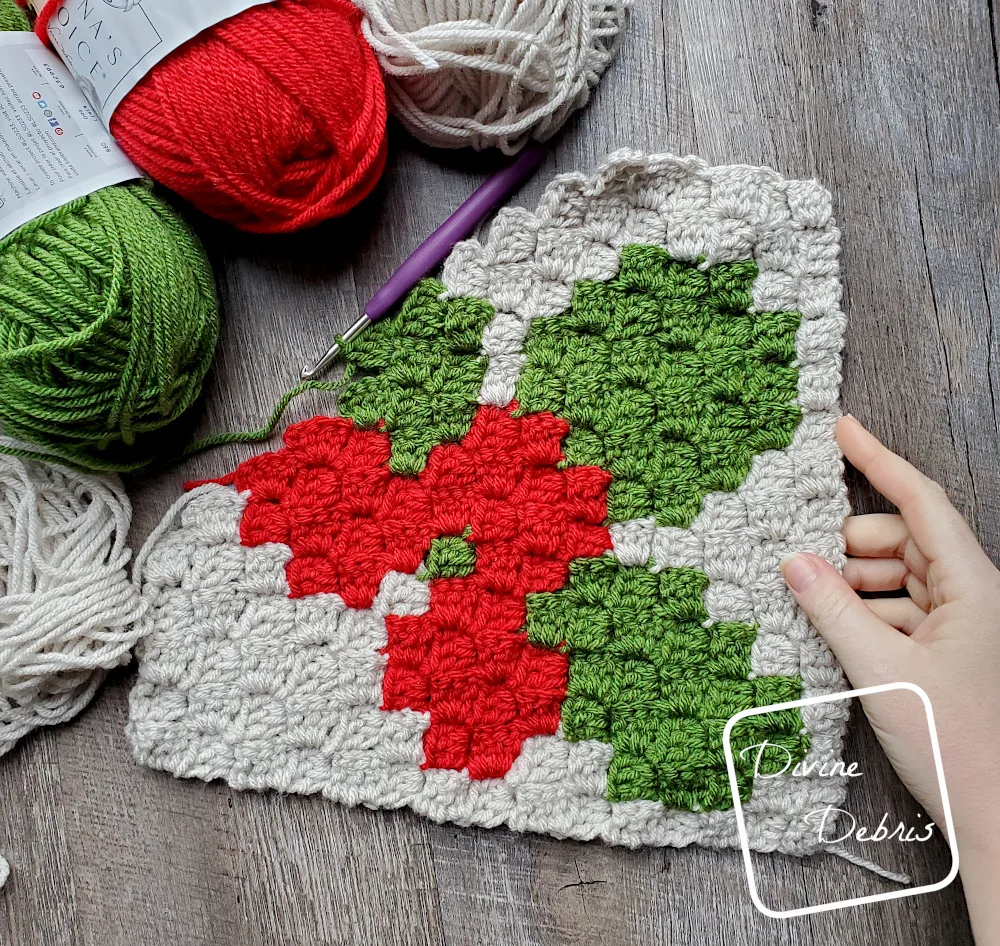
[{"xmin": 780, "ymin": 552, "xmax": 912, "ymax": 687}]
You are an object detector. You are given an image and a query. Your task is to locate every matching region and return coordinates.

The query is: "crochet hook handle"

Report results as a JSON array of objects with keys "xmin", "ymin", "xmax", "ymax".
[{"xmin": 301, "ymin": 145, "xmax": 546, "ymax": 380}]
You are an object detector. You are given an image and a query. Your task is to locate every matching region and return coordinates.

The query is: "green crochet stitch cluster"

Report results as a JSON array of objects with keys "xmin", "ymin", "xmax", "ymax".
[
  {"xmin": 515, "ymin": 244, "xmax": 803, "ymax": 527},
  {"xmin": 339, "ymin": 280, "xmax": 494, "ymax": 475},
  {"xmin": 525, "ymin": 559, "xmax": 809, "ymax": 809},
  {"xmin": 422, "ymin": 533, "xmax": 477, "ymax": 580}
]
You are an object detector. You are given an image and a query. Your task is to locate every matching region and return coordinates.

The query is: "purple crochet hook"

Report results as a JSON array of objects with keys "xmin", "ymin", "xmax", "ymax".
[{"xmin": 301, "ymin": 145, "xmax": 547, "ymax": 380}]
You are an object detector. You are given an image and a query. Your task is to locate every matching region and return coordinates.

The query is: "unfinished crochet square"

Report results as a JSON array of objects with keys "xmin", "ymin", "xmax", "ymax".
[{"xmin": 129, "ymin": 151, "xmax": 850, "ymax": 854}]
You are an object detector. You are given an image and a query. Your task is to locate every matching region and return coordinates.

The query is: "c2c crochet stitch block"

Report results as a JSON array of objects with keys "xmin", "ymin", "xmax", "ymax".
[{"xmin": 129, "ymin": 152, "xmax": 850, "ymax": 855}]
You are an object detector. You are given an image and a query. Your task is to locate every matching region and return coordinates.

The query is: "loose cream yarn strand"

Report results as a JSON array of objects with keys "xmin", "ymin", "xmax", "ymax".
[
  {"xmin": 358, "ymin": 0, "xmax": 627, "ymax": 152},
  {"xmin": 0, "ymin": 451, "xmax": 146, "ymax": 889}
]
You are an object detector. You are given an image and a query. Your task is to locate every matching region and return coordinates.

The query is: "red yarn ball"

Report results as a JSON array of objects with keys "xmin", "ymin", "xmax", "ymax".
[{"xmin": 35, "ymin": 0, "xmax": 388, "ymax": 233}]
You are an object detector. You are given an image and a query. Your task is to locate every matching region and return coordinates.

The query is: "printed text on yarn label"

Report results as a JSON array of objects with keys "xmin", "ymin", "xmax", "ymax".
[
  {"xmin": 39, "ymin": 0, "xmax": 275, "ymax": 124},
  {"xmin": 0, "ymin": 33, "xmax": 140, "ymax": 240}
]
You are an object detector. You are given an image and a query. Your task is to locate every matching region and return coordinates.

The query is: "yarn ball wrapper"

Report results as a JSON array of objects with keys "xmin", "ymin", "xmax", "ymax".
[
  {"xmin": 0, "ymin": 453, "xmax": 145, "ymax": 760},
  {"xmin": 0, "ymin": 1, "xmax": 220, "ymax": 472},
  {"xmin": 32, "ymin": 0, "xmax": 389, "ymax": 233},
  {"xmin": 130, "ymin": 152, "xmax": 854, "ymax": 856},
  {"xmin": 355, "ymin": 0, "xmax": 627, "ymax": 153}
]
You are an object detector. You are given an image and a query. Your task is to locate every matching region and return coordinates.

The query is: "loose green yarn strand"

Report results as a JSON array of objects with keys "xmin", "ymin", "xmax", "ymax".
[{"xmin": 184, "ymin": 379, "xmax": 351, "ymax": 455}]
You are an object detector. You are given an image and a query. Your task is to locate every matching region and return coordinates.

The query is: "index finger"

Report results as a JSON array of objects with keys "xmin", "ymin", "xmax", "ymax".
[{"xmin": 836, "ymin": 416, "xmax": 984, "ymax": 568}]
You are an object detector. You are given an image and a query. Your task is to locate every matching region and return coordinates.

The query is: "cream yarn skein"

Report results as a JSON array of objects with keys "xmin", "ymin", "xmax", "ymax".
[
  {"xmin": 0, "ymin": 452, "xmax": 145, "ymax": 761},
  {"xmin": 357, "ymin": 0, "xmax": 627, "ymax": 152}
]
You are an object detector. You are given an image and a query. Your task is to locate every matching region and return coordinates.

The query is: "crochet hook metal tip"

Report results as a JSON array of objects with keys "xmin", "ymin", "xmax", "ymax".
[
  {"xmin": 299, "ymin": 144, "xmax": 547, "ymax": 381},
  {"xmin": 300, "ymin": 313, "xmax": 371, "ymax": 379}
]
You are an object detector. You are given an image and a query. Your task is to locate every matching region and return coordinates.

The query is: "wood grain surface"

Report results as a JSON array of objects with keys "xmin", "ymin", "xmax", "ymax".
[{"xmin": 2, "ymin": 0, "xmax": 998, "ymax": 942}]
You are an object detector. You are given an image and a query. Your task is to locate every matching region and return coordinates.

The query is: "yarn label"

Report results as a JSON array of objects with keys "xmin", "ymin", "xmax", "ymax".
[
  {"xmin": 36, "ymin": 0, "xmax": 276, "ymax": 124},
  {"xmin": 0, "ymin": 33, "xmax": 141, "ymax": 240}
]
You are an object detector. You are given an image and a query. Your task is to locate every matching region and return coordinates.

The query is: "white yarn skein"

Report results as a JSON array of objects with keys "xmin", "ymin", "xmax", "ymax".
[
  {"xmin": 356, "ymin": 0, "xmax": 628, "ymax": 153},
  {"xmin": 0, "ymin": 453, "xmax": 146, "ymax": 760}
]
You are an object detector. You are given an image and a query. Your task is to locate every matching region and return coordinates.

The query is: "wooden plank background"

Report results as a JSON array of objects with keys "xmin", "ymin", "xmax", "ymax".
[{"xmin": 2, "ymin": 0, "xmax": 998, "ymax": 941}]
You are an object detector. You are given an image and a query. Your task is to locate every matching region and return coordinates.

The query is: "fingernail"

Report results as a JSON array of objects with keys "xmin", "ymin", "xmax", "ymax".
[{"xmin": 780, "ymin": 553, "xmax": 818, "ymax": 593}]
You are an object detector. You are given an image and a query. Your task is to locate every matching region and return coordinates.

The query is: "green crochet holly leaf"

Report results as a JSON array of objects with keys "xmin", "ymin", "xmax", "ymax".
[
  {"xmin": 339, "ymin": 279, "xmax": 494, "ymax": 476},
  {"xmin": 515, "ymin": 244, "xmax": 803, "ymax": 527},
  {"xmin": 525, "ymin": 558, "xmax": 809, "ymax": 809}
]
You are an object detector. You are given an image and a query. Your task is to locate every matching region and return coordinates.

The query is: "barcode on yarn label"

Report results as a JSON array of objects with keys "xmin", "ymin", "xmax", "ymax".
[
  {"xmin": 0, "ymin": 33, "xmax": 140, "ymax": 240},
  {"xmin": 39, "ymin": 0, "xmax": 275, "ymax": 124}
]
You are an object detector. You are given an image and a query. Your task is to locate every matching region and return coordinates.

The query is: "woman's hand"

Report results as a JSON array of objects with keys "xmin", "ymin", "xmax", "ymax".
[{"xmin": 780, "ymin": 415, "xmax": 1000, "ymax": 943}]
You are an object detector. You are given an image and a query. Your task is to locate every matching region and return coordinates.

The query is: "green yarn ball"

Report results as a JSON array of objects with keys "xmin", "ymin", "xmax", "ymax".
[
  {"xmin": 0, "ymin": 0, "xmax": 219, "ymax": 472},
  {"xmin": 0, "ymin": 188, "xmax": 220, "ymax": 471}
]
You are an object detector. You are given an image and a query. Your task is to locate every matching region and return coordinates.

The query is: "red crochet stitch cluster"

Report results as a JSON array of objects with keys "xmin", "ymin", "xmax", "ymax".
[{"xmin": 217, "ymin": 404, "xmax": 612, "ymax": 778}]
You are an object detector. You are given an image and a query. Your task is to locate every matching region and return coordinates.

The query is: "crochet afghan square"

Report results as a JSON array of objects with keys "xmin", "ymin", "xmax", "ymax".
[{"xmin": 129, "ymin": 152, "xmax": 850, "ymax": 854}]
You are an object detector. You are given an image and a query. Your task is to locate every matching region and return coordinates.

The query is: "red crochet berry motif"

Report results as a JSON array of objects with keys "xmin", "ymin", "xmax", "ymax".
[{"xmin": 215, "ymin": 404, "xmax": 612, "ymax": 779}]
